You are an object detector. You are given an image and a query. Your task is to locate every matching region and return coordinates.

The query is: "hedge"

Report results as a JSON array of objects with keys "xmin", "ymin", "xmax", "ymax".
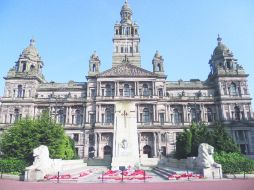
[
  {"xmin": 214, "ymin": 152, "xmax": 254, "ymax": 174},
  {"xmin": 0, "ymin": 159, "xmax": 27, "ymax": 174}
]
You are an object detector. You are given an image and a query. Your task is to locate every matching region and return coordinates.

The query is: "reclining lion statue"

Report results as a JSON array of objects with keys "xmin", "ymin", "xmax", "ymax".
[
  {"xmin": 25, "ymin": 145, "xmax": 62, "ymax": 181},
  {"xmin": 196, "ymin": 143, "xmax": 221, "ymax": 168}
]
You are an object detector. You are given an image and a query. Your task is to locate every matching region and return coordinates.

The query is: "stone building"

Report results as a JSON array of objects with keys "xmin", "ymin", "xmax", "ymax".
[{"xmin": 0, "ymin": 1, "xmax": 253, "ymax": 161}]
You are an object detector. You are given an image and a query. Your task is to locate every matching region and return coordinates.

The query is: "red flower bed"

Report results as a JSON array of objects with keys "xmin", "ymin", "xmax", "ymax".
[
  {"xmin": 168, "ymin": 173, "xmax": 203, "ymax": 180},
  {"xmin": 99, "ymin": 168, "xmax": 152, "ymax": 181}
]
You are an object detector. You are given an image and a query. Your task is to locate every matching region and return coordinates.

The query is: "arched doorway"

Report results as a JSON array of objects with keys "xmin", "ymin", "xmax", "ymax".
[
  {"xmin": 143, "ymin": 145, "xmax": 152, "ymax": 158},
  {"xmin": 88, "ymin": 147, "xmax": 95, "ymax": 159},
  {"xmin": 103, "ymin": 145, "xmax": 112, "ymax": 157}
]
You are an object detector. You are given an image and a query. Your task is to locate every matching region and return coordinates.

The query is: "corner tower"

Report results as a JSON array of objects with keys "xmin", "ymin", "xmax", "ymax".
[{"xmin": 112, "ymin": 0, "xmax": 141, "ymax": 67}]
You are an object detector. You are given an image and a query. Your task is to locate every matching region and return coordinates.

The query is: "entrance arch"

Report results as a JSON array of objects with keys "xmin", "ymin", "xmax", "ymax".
[
  {"xmin": 88, "ymin": 147, "xmax": 95, "ymax": 159},
  {"xmin": 143, "ymin": 145, "xmax": 152, "ymax": 158},
  {"xmin": 103, "ymin": 145, "xmax": 112, "ymax": 157}
]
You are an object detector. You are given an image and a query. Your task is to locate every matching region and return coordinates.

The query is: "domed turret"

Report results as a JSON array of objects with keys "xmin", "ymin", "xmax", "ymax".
[
  {"xmin": 120, "ymin": 0, "xmax": 133, "ymax": 24},
  {"xmin": 213, "ymin": 35, "xmax": 231, "ymax": 56},
  {"xmin": 152, "ymin": 50, "xmax": 164, "ymax": 74},
  {"xmin": 208, "ymin": 35, "xmax": 245, "ymax": 77},
  {"xmin": 14, "ymin": 38, "xmax": 43, "ymax": 75},
  {"xmin": 5, "ymin": 38, "xmax": 45, "ymax": 82},
  {"xmin": 88, "ymin": 51, "xmax": 101, "ymax": 76},
  {"xmin": 20, "ymin": 38, "xmax": 41, "ymax": 61}
]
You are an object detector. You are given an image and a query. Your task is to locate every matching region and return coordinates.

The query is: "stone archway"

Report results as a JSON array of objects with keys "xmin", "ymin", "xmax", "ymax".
[
  {"xmin": 143, "ymin": 145, "xmax": 152, "ymax": 158},
  {"xmin": 88, "ymin": 147, "xmax": 95, "ymax": 159},
  {"xmin": 103, "ymin": 145, "xmax": 112, "ymax": 157}
]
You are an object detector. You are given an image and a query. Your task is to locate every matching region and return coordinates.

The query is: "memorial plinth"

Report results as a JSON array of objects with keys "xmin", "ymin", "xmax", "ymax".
[{"xmin": 111, "ymin": 102, "xmax": 140, "ymax": 169}]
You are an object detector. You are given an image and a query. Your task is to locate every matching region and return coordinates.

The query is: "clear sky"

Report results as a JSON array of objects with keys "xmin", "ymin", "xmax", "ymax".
[{"xmin": 0, "ymin": 0, "xmax": 254, "ymax": 105}]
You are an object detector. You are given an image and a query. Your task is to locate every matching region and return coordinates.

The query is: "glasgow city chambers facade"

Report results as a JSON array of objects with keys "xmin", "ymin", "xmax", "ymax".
[{"xmin": 0, "ymin": 1, "xmax": 253, "ymax": 161}]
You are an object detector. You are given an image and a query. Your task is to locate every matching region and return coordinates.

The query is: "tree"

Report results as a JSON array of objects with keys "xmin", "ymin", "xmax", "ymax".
[
  {"xmin": 175, "ymin": 129, "xmax": 192, "ymax": 159},
  {"xmin": 189, "ymin": 122, "xmax": 213, "ymax": 157},
  {"xmin": 0, "ymin": 112, "xmax": 75, "ymax": 164},
  {"xmin": 174, "ymin": 122, "xmax": 239, "ymax": 159},
  {"xmin": 211, "ymin": 122, "xmax": 240, "ymax": 153}
]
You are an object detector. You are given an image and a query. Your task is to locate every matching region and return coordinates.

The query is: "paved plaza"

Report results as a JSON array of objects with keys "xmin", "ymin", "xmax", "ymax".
[{"xmin": 0, "ymin": 179, "xmax": 254, "ymax": 190}]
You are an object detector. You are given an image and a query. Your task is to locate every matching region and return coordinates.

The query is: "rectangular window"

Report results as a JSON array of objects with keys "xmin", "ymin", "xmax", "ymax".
[
  {"xmin": 102, "ymin": 114, "xmax": 104, "ymax": 123},
  {"xmin": 136, "ymin": 46, "xmax": 139, "ymax": 53},
  {"xmin": 73, "ymin": 134, "xmax": 79, "ymax": 142},
  {"xmin": 119, "ymin": 89, "xmax": 123, "ymax": 96},
  {"xmin": 130, "ymin": 47, "xmax": 133, "ymax": 53},
  {"xmin": 9, "ymin": 114, "xmax": 12, "ymax": 123},
  {"xmin": 72, "ymin": 115, "xmax": 74, "ymax": 124},
  {"xmin": 225, "ymin": 112, "xmax": 229, "ymax": 120},
  {"xmin": 158, "ymin": 89, "xmax": 163, "ymax": 97},
  {"xmin": 91, "ymin": 89, "xmax": 96, "ymax": 97},
  {"xmin": 121, "ymin": 47, "xmax": 124, "ymax": 53},
  {"xmin": 90, "ymin": 114, "xmax": 95, "ymax": 124},
  {"xmin": 159, "ymin": 113, "xmax": 164, "ymax": 125}
]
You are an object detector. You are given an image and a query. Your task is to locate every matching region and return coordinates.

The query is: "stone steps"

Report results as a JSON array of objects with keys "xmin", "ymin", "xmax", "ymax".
[
  {"xmin": 86, "ymin": 159, "xmax": 111, "ymax": 167},
  {"xmin": 152, "ymin": 166, "xmax": 199, "ymax": 180}
]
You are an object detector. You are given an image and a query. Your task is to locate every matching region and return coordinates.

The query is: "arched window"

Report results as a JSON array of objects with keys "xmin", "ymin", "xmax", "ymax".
[
  {"xmin": 191, "ymin": 108, "xmax": 200, "ymax": 122},
  {"xmin": 143, "ymin": 84, "xmax": 149, "ymax": 96},
  {"xmin": 92, "ymin": 64, "xmax": 96, "ymax": 72},
  {"xmin": 143, "ymin": 108, "xmax": 150, "ymax": 123},
  {"xmin": 230, "ymin": 83, "xmax": 237, "ymax": 96},
  {"xmin": 105, "ymin": 108, "xmax": 113, "ymax": 124},
  {"xmin": 58, "ymin": 109, "xmax": 65, "ymax": 124},
  {"xmin": 14, "ymin": 109, "xmax": 20, "ymax": 122},
  {"xmin": 30, "ymin": 65, "xmax": 35, "ymax": 71},
  {"xmin": 157, "ymin": 64, "xmax": 161, "ymax": 71},
  {"xmin": 75, "ymin": 110, "xmax": 82, "ymax": 125},
  {"xmin": 22, "ymin": 62, "xmax": 26, "ymax": 72},
  {"xmin": 18, "ymin": 85, "xmax": 22, "ymax": 98},
  {"xmin": 207, "ymin": 108, "xmax": 213, "ymax": 122},
  {"xmin": 124, "ymin": 84, "xmax": 130, "ymax": 97},
  {"xmin": 234, "ymin": 106, "xmax": 240, "ymax": 121},
  {"xmin": 106, "ymin": 84, "xmax": 112, "ymax": 97},
  {"xmin": 173, "ymin": 109, "xmax": 181, "ymax": 124}
]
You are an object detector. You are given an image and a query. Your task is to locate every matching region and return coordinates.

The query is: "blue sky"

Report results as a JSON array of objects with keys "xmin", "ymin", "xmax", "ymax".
[{"xmin": 0, "ymin": 0, "xmax": 254, "ymax": 105}]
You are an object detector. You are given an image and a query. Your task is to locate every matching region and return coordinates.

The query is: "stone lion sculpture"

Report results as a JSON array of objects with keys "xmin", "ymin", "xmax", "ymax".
[
  {"xmin": 25, "ymin": 145, "xmax": 62, "ymax": 181},
  {"xmin": 196, "ymin": 143, "xmax": 221, "ymax": 168}
]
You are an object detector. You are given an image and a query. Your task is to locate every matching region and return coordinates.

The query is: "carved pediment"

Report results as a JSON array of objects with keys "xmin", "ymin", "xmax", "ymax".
[{"xmin": 98, "ymin": 63, "xmax": 157, "ymax": 77}]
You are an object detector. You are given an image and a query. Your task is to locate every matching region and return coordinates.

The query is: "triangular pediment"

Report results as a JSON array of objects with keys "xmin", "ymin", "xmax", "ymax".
[{"xmin": 98, "ymin": 63, "xmax": 157, "ymax": 77}]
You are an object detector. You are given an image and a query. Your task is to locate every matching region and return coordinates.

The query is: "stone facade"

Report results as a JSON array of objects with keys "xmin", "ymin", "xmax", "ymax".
[{"xmin": 0, "ymin": 1, "xmax": 254, "ymax": 160}]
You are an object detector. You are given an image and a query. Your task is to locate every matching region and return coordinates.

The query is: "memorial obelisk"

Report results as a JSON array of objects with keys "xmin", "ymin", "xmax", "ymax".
[{"xmin": 111, "ymin": 101, "xmax": 140, "ymax": 169}]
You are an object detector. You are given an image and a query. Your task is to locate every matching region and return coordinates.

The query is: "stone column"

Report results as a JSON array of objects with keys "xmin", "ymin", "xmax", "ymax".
[
  {"xmin": 97, "ymin": 105, "xmax": 100, "ymax": 123},
  {"xmin": 69, "ymin": 106, "xmax": 72, "ymax": 124},
  {"xmin": 152, "ymin": 82, "xmax": 155, "ymax": 96},
  {"xmin": 65, "ymin": 106, "xmax": 69, "ymax": 124},
  {"xmin": 136, "ymin": 104, "xmax": 139, "ymax": 123},
  {"xmin": 84, "ymin": 132, "xmax": 89, "ymax": 158},
  {"xmin": 153, "ymin": 105, "xmax": 156, "ymax": 122},
  {"xmin": 98, "ymin": 133, "xmax": 102, "ymax": 158},
  {"xmin": 94, "ymin": 133, "xmax": 98, "ymax": 158},
  {"xmin": 138, "ymin": 133, "xmax": 141, "ymax": 157},
  {"xmin": 137, "ymin": 82, "xmax": 139, "ymax": 96},
  {"xmin": 117, "ymin": 82, "xmax": 120, "ymax": 96},
  {"xmin": 165, "ymin": 132, "xmax": 169, "ymax": 155},
  {"xmin": 153, "ymin": 133, "xmax": 157, "ymax": 157},
  {"xmin": 158, "ymin": 132, "xmax": 161, "ymax": 156}
]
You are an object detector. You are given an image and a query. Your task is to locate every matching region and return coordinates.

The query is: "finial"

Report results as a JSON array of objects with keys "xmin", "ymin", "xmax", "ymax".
[
  {"xmin": 125, "ymin": 0, "xmax": 128, "ymax": 4},
  {"xmin": 217, "ymin": 34, "xmax": 222, "ymax": 44},
  {"xmin": 30, "ymin": 37, "xmax": 35, "ymax": 46}
]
